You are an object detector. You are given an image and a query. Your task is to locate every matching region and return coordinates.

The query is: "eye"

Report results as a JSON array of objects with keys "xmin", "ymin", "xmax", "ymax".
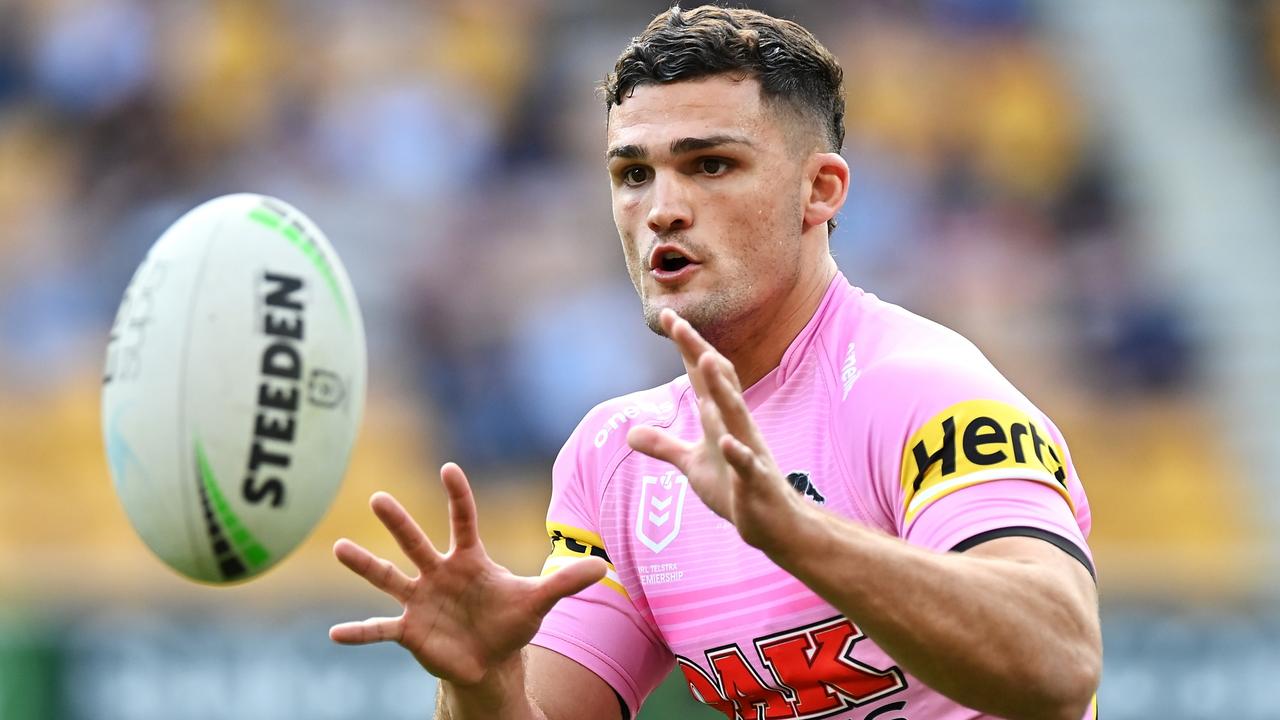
[
  {"xmin": 699, "ymin": 157, "xmax": 731, "ymax": 176},
  {"xmin": 621, "ymin": 166, "xmax": 651, "ymax": 187}
]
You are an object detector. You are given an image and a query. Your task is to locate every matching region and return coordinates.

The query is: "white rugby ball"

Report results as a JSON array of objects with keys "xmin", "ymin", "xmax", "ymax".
[{"xmin": 101, "ymin": 193, "xmax": 367, "ymax": 584}]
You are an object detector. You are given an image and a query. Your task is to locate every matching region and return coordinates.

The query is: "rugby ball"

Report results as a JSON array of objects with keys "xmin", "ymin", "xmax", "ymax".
[{"xmin": 101, "ymin": 193, "xmax": 367, "ymax": 584}]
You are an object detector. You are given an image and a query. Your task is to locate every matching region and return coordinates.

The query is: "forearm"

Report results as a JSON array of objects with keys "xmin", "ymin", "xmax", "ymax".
[
  {"xmin": 767, "ymin": 503, "xmax": 1099, "ymax": 720},
  {"xmin": 434, "ymin": 651, "xmax": 546, "ymax": 720}
]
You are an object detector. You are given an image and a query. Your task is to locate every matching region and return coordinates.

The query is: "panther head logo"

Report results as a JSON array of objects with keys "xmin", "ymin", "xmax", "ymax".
[{"xmin": 786, "ymin": 471, "xmax": 825, "ymax": 504}]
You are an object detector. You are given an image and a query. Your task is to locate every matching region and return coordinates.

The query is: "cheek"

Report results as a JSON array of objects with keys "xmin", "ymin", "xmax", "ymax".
[
  {"xmin": 614, "ymin": 198, "xmax": 647, "ymax": 253},
  {"xmin": 613, "ymin": 194, "xmax": 643, "ymax": 228},
  {"xmin": 748, "ymin": 178, "xmax": 801, "ymax": 233},
  {"xmin": 614, "ymin": 220, "xmax": 640, "ymax": 266},
  {"xmin": 732, "ymin": 187, "xmax": 780, "ymax": 235}
]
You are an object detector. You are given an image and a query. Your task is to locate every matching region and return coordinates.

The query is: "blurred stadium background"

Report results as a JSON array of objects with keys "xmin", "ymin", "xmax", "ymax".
[{"xmin": 1, "ymin": 0, "xmax": 1278, "ymax": 717}]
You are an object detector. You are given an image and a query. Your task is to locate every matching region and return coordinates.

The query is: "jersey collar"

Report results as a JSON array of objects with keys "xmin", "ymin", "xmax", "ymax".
[{"xmin": 740, "ymin": 271, "xmax": 855, "ymax": 408}]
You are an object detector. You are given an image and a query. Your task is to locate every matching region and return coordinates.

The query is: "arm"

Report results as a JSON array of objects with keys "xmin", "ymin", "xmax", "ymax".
[
  {"xmin": 628, "ymin": 309, "xmax": 1101, "ymax": 720},
  {"xmin": 775, "ymin": 505, "xmax": 1100, "ymax": 719},
  {"xmin": 329, "ymin": 462, "xmax": 619, "ymax": 720},
  {"xmin": 434, "ymin": 646, "xmax": 623, "ymax": 720}
]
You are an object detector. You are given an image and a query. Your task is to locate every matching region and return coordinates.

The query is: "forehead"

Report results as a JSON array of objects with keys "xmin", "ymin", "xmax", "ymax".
[{"xmin": 606, "ymin": 75, "xmax": 781, "ymax": 152}]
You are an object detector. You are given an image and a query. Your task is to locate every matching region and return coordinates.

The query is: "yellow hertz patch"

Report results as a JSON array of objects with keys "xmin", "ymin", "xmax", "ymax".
[
  {"xmin": 541, "ymin": 522, "xmax": 628, "ymax": 599},
  {"xmin": 900, "ymin": 400, "xmax": 1074, "ymax": 524}
]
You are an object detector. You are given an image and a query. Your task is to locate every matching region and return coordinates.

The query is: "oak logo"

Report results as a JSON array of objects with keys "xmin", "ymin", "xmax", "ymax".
[
  {"xmin": 677, "ymin": 617, "xmax": 907, "ymax": 719},
  {"xmin": 900, "ymin": 399, "xmax": 1074, "ymax": 523}
]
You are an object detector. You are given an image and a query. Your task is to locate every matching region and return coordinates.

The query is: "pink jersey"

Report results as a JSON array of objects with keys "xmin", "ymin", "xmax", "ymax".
[{"xmin": 530, "ymin": 272, "xmax": 1095, "ymax": 720}]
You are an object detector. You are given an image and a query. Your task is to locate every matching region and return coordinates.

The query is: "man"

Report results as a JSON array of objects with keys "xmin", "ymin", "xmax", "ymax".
[{"xmin": 330, "ymin": 6, "xmax": 1102, "ymax": 719}]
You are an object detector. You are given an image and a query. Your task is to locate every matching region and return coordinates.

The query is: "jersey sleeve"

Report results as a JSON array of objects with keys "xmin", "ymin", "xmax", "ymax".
[
  {"xmin": 849, "ymin": 356, "xmax": 1094, "ymax": 576},
  {"xmin": 908, "ymin": 478, "xmax": 1095, "ymax": 578},
  {"xmin": 529, "ymin": 420, "xmax": 672, "ymax": 716}
]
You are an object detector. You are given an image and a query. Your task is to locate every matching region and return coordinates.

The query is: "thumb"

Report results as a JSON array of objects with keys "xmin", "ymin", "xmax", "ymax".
[{"xmin": 532, "ymin": 557, "xmax": 608, "ymax": 615}]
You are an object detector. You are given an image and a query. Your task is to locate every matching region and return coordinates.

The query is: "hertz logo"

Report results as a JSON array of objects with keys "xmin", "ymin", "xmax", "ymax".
[{"xmin": 900, "ymin": 400, "xmax": 1074, "ymax": 524}]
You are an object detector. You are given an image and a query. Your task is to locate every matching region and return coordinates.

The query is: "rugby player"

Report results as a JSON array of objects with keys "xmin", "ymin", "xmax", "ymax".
[{"xmin": 331, "ymin": 5, "xmax": 1102, "ymax": 719}]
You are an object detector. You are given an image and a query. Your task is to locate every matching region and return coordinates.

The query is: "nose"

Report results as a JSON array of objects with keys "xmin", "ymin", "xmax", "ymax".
[{"xmin": 646, "ymin": 172, "xmax": 693, "ymax": 234}]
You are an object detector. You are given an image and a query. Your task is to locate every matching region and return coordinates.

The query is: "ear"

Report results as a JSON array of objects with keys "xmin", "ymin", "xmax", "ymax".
[{"xmin": 802, "ymin": 152, "xmax": 850, "ymax": 230}]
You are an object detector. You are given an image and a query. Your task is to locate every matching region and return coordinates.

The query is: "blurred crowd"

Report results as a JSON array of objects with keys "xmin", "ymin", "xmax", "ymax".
[
  {"xmin": 0, "ymin": 0, "xmax": 1216, "ymax": 472},
  {"xmin": 5, "ymin": 4, "xmax": 1280, "ymax": 716}
]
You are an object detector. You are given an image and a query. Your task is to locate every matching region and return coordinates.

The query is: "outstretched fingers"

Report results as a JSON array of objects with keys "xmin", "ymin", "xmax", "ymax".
[
  {"xmin": 440, "ymin": 462, "xmax": 482, "ymax": 552},
  {"xmin": 719, "ymin": 433, "xmax": 769, "ymax": 483},
  {"xmin": 627, "ymin": 425, "xmax": 693, "ymax": 469},
  {"xmin": 333, "ymin": 537, "xmax": 415, "ymax": 603},
  {"xmin": 661, "ymin": 309, "xmax": 709, "ymax": 371},
  {"xmin": 698, "ymin": 389, "xmax": 730, "ymax": 454},
  {"xmin": 329, "ymin": 616, "xmax": 404, "ymax": 646},
  {"xmin": 661, "ymin": 309, "xmax": 742, "ymax": 395},
  {"xmin": 700, "ymin": 353, "xmax": 764, "ymax": 450},
  {"xmin": 369, "ymin": 491, "xmax": 441, "ymax": 573},
  {"xmin": 531, "ymin": 557, "xmax": 608, "ymax": 616}
]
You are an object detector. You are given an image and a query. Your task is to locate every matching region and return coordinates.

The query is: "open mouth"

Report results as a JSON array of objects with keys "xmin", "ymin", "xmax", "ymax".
[
  {"xmin": 649, "ymin": 244, "xmax": 698, "ymax": 275},
  {"xmin": 658, "ymin": 251, "xmax": 691, "ymax": 272}
]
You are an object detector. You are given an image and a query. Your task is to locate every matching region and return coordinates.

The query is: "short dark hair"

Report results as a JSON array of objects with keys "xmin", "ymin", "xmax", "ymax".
[{"xmin": 604, "ymin": 4, "xmax": 846, "ymax": 155}]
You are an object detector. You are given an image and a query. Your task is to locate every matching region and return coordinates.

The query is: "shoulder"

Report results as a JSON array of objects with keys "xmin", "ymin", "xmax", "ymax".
[
  {"xmin": 855, "ymin": 354, "xmax": 1026, "ymax": 416},
  {"xmin": 555, "ymin": 377, "xmax": 690, "ymax": 481},
  {"xmin": 839, "ymin": 341, "xmax": 1048, "ymax": 487},
  {"xmin": 843, "ymin": 304, "xmax": 1047, "ymax": 463},
  {"xmin": 858, "ymin": 358, "xmax": 1078, "ymax": 536},
  {"xmin": 832, "ymin": 294, "xmax": 1070, "ymax": 476},
  {"xmin": 821, "ymin": 288, "xmax": 1088, "ymax": 534},
  {"xmin": 826, "ymin": 289, "xmax": 1022, "ymax": 414}
]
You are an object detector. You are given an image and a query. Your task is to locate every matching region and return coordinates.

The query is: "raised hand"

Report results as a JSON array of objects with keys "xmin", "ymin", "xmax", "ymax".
[
  {"xmin": 626, "ymin": 309, "xmax": 806, "ymax": 550},
  {"xmin": 330, "ymin": 462, "xmax": 607, "ymax": 686}
]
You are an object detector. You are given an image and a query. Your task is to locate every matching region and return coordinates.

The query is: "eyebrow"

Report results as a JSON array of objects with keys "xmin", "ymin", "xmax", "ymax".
[{"xmin": 605, "ymin": 134, "xmax": 756, "ymax": 161}]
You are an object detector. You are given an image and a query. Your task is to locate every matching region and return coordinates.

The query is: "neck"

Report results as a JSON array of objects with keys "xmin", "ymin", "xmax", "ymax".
[{"xmin": 716, "ymin": 254, "xmax": 838, "ymax": 390}]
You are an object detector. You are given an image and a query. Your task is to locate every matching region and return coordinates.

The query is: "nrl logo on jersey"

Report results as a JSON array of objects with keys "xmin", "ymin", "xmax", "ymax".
[{"xmin": 636, "ymin": 470, "xmax": 689, "ymax": 553}]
